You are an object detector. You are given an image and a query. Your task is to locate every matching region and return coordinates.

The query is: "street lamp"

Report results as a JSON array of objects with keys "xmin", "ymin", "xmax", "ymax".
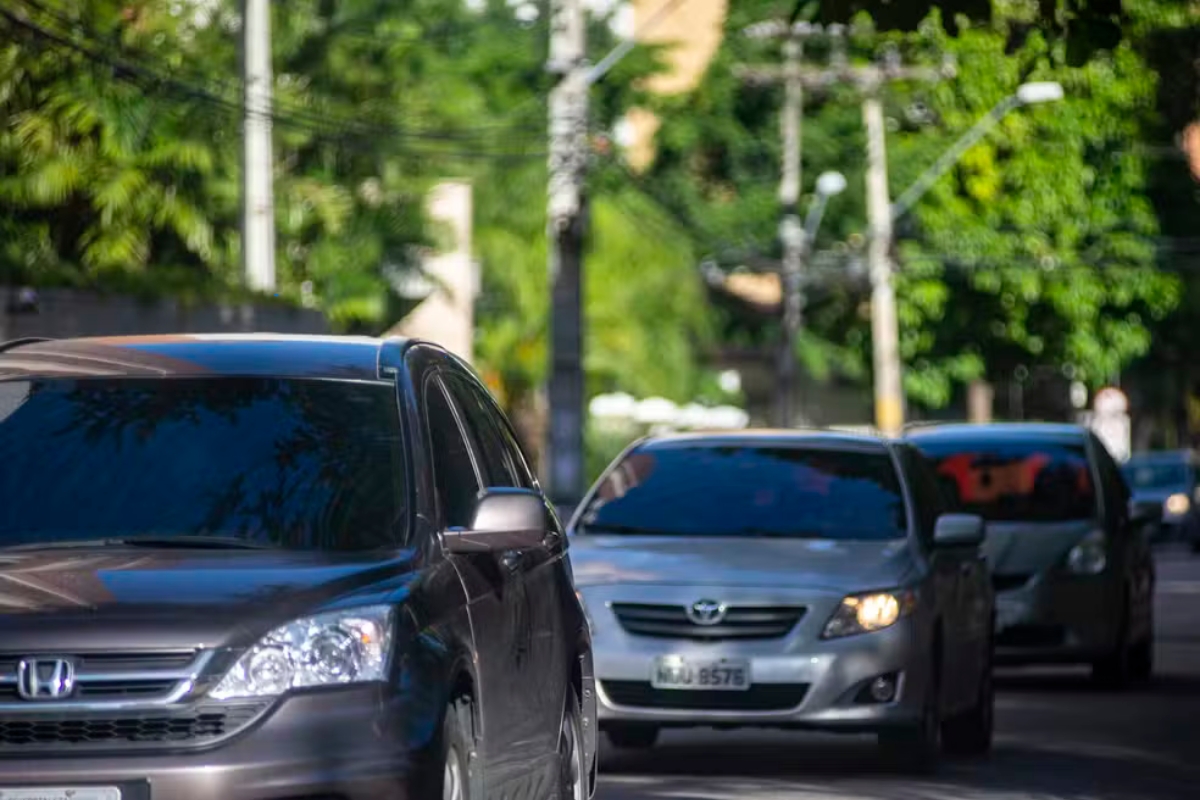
[
  {"xmin": 778, "ymin": 170, "xmax": 847, "ymax": 428},
  {"xmin": 890, "ymin": 81, "xmax": 1065, "ymax": 222},
  {"xmin": 866, "ymin": 80, "xmax": 1065, "ymax": 437}
]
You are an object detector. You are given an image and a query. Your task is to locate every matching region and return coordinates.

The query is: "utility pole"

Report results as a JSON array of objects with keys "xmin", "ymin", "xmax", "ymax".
[
  {"xmin": 546, "ymin": 0, "xmax": 589, "ymax": 510},
  {"xmin": 739, "ymin": 29, "xmax": 951, "ymax": 436},
  {"xmin": 243, "ymin": 0, "xmax": 276, "ymax": 292},
  {"xmin": 777, "ymin": 35, "xmax": 804, "ymax": 428},
  {"xmin": 862, "ymin": 90, "xmax": 903, "ymax": 436},
  {"xmin": 739, "ymin": 22, "xmax": 821, "ymax": 428}
]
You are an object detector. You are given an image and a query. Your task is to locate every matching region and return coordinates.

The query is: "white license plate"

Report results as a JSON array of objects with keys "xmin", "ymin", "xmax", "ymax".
[
  {"xmin": 0, "ymin": 789, "xmax": 120, "ymax": 800},
  {"xmin": 651, "ymin": 656, "xmax": 751, "ymax": 691}
]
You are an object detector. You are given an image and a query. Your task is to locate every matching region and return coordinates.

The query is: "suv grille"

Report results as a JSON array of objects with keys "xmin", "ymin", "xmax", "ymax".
[
  {"xmin": 601, "ymin": 680, "xmax": 809, "ymax": 711},
  {"xmin": 610, "ymin": 603, "xmax": 806, "ymax": 640},
  {"xmin": 0, "ymin": 701, "xmax": 270, "ymax": 753},
  {"xmin": 0, "ymin": 649, "xmax": 206, "ymax": 706}
]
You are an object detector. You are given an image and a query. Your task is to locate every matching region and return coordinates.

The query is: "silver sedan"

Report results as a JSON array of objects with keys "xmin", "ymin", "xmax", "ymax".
[{"xmin": 566, "ymin": 431, "xmax": 995, "ymax": 770}]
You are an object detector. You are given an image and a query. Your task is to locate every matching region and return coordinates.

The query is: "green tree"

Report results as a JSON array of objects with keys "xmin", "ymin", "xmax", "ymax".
[{"xmin": 646, "ymin": 1, "xmax": 1190, "ymax": 411}]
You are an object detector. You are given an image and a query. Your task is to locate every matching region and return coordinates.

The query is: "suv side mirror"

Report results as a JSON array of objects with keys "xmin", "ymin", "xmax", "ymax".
[
  {"xmin": 933, "ymin": 513, "xmax": 985, "ymax": 548},
  {"xmin": 444, "ymin": 488, "xmax": 547, "ymax": 554}
]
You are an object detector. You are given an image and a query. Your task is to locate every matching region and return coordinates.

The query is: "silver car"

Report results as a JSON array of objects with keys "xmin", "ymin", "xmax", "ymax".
[
  {"xmin": 566, "ymin": 431, "xmax": 994, "ymax": 769},
  {"xmin": 907, "ymin": 423, "xmax": 1157, "ymax": 687}
]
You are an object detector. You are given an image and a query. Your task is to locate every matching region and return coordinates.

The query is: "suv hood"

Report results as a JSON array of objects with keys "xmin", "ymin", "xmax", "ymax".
[
  {"xmin": 568, "ymin": 535, "xmax": 914, "ymax": 593},
  {"xmin": 0, "ymin": 547, "xmax": 416, "ymax": 650},
  {"xmin": 982, "ymin": 520, "xmax": 1096, "ymax": 575}
]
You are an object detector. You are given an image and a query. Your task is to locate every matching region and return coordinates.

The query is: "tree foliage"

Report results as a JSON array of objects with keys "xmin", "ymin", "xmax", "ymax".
[{"xmin": 646, "ymin": 0, "xmax": 1196, "ymax": 410}]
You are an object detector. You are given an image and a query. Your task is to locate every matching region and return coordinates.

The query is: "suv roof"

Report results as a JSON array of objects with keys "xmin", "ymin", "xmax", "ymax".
[
  {"xmin": 904, "ymin": 421, "xmax": 1089, "ymax": 444},
  {"xmin": 0, "ymin": 333, "xmax": 414, "ymax": 382},
  {"xmin": 638, "ymin": 428, "xmax": 894, "ymax": 453}
]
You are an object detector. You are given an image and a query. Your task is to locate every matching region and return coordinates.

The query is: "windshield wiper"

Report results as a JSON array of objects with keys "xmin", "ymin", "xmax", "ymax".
[{"xmin": 0, "ymin": 536, "xmax": 276, "ymax": 552}]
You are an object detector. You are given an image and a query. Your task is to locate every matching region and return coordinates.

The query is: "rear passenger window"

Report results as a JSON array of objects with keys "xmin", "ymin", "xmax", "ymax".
[
  {"xmin": 900, "ymin": 446, "xmax": 944, "ymax": 545},
  {"xmin": 446, "ymin": 374, "xmax": 523, "ymax": 488},
  {"xmin": 424, "ymin": 378, "xmax": 482, "ymax": 528}
]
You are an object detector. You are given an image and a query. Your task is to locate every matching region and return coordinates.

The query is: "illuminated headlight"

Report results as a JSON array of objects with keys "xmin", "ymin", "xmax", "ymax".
[
  {"xmin": 1066, "ymin": 531, "xmax": 1107, "ymax": 575},
  {"xmin": 211, "ymin": 605, "xmax": 394, "ymax": 700},
  {"xmin": 1165, "ymin": 493, "xmax": 1190, "ymax": 516},
  {"xmin": 822, "ymin": 589, "xmax": 918, "ymax": 639}
]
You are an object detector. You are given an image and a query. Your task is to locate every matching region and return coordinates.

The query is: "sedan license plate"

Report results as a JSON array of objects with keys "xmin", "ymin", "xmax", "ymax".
[
  {"xmin": 651, "ymin": 656, "xmax": 751, "ymax": 691},
  {"xmin": 0, "ymin": 790, "xmax": 120, "ymax": 800}
]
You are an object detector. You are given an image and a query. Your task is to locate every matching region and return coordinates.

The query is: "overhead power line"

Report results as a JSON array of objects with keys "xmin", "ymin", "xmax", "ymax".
[{"xmin": 4, "ymin": 1, "xmax": 546, "ymax": 158}]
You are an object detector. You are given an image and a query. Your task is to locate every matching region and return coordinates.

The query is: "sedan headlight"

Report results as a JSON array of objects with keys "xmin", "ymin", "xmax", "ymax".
[
  {"xmin": 211, "ymin": 605, "xmax": 394, "ymax": 700},
  {"xmin": 1066, "ymin": 530, "xmax": 1107, "ymax": 575},
  {"xmin": 822, "ymin": 589, "xmax": 918, "ymax": 639},
  {"xmin": 1165, "ymin": 493, "xmax": 1190, "ymax": 516}
]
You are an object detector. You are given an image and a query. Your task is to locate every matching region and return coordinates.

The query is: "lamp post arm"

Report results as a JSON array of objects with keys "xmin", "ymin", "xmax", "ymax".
[{"xmin": 890, "ymin": 94, "xmax": 1021, "ymax": 222}]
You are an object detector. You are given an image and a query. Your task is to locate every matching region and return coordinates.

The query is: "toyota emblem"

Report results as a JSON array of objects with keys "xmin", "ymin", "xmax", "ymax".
[{"xmin": 686, "ymin": 599, "xmax": 727, "ymax": 626}]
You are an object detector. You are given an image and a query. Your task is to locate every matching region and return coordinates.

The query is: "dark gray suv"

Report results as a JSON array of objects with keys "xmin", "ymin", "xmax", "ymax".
[{"xmin": 0, "ymin": 334, "xmax": 596, "ymax": 800}]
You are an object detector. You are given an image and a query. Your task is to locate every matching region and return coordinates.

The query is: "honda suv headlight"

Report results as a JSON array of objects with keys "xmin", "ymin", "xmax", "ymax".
[
  {"xmin": 1066, "ymin": 530, "xmax": 1107, "ymax": 575},
  {"xmin": 211, "ymin": 605, "xmax": 394, "ymax": 700},
  {"xmin": 821, "ymin": 589, "xmax": 918, "ymax": 639}
]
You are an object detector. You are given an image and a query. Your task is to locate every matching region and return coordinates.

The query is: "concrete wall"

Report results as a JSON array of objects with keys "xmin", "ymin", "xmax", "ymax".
[
  {"xmin": 625, "ymin": 0, "xmax": 728, "ymax": 170},
  {"xmin": 388, "ymin": 181, "xmax": 477, "ymax": 363},
  {"xmin": 1, "ymin": 286, "xmax": 328, "ymax": 340}
]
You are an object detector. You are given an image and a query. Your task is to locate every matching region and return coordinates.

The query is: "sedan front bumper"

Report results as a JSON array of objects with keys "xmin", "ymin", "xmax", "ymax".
[
  {"xmin": 993, "ymin": 572, "xmax": 1121, "ymax": 665},
  {"xmin": 582, "ymin": 585, "xmax": 933, "ymax": 733}
]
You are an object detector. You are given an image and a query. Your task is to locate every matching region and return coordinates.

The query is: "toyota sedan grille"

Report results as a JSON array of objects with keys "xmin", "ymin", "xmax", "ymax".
[{"xmin": 610, "ymin": 603, "xmax": 806, "ymax": 640}]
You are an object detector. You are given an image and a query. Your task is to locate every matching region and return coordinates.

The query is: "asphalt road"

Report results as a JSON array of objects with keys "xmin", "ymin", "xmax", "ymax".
[{"xmin": 597, "ymin": 546, "xmax": 1200, "ymax": 800}]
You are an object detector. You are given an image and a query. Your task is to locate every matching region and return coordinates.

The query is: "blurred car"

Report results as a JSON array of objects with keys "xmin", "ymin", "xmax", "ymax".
[
  {"xmin": 567, "ymin": 430, "xmax": 994, "ymax": 770},
  {"xmin": 0, "ymin": 334, "xmax": 596, "ymax": 800},
  {"xmin": 907, "ymin": 423, "xmax": 1157, "ymax": 688},
  {"xmin": 1121, "ymin": 450, "xmax": 1200, "ymax": 549}
]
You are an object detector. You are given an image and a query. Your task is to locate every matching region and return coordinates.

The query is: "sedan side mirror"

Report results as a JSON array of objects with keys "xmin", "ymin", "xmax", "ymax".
[
  {"xmin": 444, "ymin": 488, "xmax": 547, "ymax": 554},
  {"xmin": 933, "ymin": 513, "xmax": 985, "ymax": 548}
]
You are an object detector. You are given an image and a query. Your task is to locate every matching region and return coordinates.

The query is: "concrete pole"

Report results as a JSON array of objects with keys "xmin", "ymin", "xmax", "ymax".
[
  {"xmin": 777, "ymin": 35, "xmax": 804, "ymax": 429},
  {"xmin": 546, "ymin": 0, "xmax": 589, "ymax": 509},
  {"xmin": 243, "ymin": 0, "xmax": 276, "ymax": 292},
  {"xmin": 863, "ymin": 92, "xmax": 904, "ymax": 436}
]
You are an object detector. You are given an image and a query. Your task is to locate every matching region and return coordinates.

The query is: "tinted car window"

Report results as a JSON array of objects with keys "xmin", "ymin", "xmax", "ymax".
[
  {"xmin": 912, "ymin": 437, "xmax": 1097, "ymax": 524},
  {"xmin": 899, "ymin": 446, "xmax": 944, "ymax": 544},
  {"xmin": 446, "ymin": 374, "xmax": 523, "ymax": 489},
  {"xmin": 0, "ymin": 377, "xmax": 406, "ymax": 550},
  {"xmin": 424, "ymin": 378, "xmax": 482, "ymax": 528},
  {"xmin": 577, "ymin": 443, "xmax": 908, "ymax": 541}
]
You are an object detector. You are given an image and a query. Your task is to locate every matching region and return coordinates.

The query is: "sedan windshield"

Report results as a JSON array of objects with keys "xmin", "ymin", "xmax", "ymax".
[
  {"xmin": 913, "ymin": 438, "xmax": 1095, "ymax": 524},
  {"xmin": 576, "ymin": 443, "xmax": 908, "ymax": 540},
  {"xmin": 0, "ymin": 377, "xmax": 406, "ymax": 550}
]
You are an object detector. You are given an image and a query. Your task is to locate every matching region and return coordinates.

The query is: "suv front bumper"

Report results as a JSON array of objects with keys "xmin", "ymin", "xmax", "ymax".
[{"xmin": 0, "ymin": 686, "xmax": 420, "ymax": 800}]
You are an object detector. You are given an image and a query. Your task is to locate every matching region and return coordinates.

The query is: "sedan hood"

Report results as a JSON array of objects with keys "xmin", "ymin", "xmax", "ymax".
[
  {"xmin": 982, "ymin": 520, "xmax": 1095, "ymax": 575},
  {"xmin": 568, "ymin": 535, "xmax": 915, "ymax": 592},
  {"xmin": 0, "ymin": 547, "xmax": 416, "ymax": 650}
]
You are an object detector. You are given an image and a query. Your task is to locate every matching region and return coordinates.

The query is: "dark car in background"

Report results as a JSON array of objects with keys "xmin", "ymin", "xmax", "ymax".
[
  {"xmin": 907, "ymin": 423, "xmax": 1157, "ymax": 688},
  {"xmin": 1121, "ymin": 450, "xmax": 1200, "ymax": 550},
  {"xmin": 0, "ymin": 335, "xmax": 595, "ymax": 800}
]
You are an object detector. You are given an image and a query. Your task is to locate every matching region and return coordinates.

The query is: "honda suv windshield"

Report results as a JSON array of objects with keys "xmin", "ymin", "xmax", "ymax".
[
  {"xmin": 576, "ymin": 443, "xmax": 908, "ymax": 540},
  {"xmin": 913, "ymin": 437, "xmax": 1096, "ymax": 524},
  {"xmin": 0, "ymin": 377, "xmax": 407, "ymax": 550}
]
